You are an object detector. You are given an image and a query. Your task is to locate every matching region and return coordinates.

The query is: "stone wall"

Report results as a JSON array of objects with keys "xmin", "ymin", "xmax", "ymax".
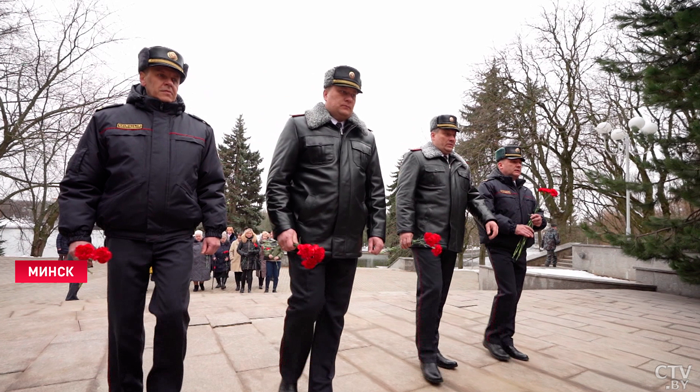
[{"xmin": 572, "ymin": 244, "xmax": 699, "ymax": 298}]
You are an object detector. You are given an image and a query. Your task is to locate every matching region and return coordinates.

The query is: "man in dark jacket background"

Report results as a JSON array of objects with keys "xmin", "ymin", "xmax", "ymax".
[
  {"xmin": 396, "ymin": 115, "xmax": 498, "ymax": 384},
  {"xmin": 478, "ymin": 146, "xmax": 546, "ymax": 363},
  {"xmin": 58, "ymin": 46, "xmax": 226, "ymax": 392},
  {"xmin": 266, "ymin": 65, "xmax": 386, "ymax": 392}
]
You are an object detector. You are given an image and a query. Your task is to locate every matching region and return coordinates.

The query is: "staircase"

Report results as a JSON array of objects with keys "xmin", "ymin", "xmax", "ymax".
[{"xmin": 555, "ymin": 256, "xmax": 573, "ymax": 269}]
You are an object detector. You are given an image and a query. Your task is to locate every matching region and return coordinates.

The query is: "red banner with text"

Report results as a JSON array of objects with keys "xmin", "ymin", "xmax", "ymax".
[{"xmin": 15, "ymin": 260, "xmax": 88, "ymax": 283}]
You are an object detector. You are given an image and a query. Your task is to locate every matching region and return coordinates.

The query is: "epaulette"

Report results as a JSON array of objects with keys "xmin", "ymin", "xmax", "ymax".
[
  {"xmin": 410, "ymin": 148, "xmax": 422, "ymax": 151},
  {"xmin": 95, "ymin": 103, "xmax": 123, "ymax": 112},
  {"xmin": 291, "ymin": 114, "xmax": 304, "ymax": 117},
  {"xmin": 187, "ymin": 113, "xmax": 209, "ymax": 125}
]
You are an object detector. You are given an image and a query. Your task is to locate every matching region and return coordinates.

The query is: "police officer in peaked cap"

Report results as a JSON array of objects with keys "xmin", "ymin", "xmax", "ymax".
[
  {"xmin": 396, "ymin": 115, "xmax": 498, "ymax": 384},
  {"xmin": 58, "ymin": 46, "xmax": 226, "ymax": 391},
  {"xmin": 477, "ymin": 146, "xmax": 547, "ymax": 362},
  {"xmin": 267, "ymin": 65, "xmax": 386, "ymax": 392}
]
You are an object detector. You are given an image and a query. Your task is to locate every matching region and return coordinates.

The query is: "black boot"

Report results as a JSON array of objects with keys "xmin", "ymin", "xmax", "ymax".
[
  {"xmin": 200, "ymin": 282, "xmax": 205, "ymax": 291},
  {"xmin": 194, "ymin": 284, "xmax": 199, "ymax": 292},
  {"xmin": 420, "ymin": 362, "xmax": 443, "ymax": 384},
  {"xmin": 240, "ymin": 282, "xmax": 245, "ymax": 293},
  {"xmin": 215, "ymin": 277, "xmax": 221, "ymax": 288},
  {"xmin": 278, "ymin": 380, "xmax": 298, "ymax": 392},
  {"xmin": 503, "ymin": 344, "xmax": 529, "ymax": 361},
  {"xmin": 483, "ymin": 340, "xmax": 510, "ymax": 361},
  {"xmin": 436, "ymin": 352, "xmax": 458, "ymax": 369},
  {"xmin": 221, "ymin": 277, "xmax": 227, "ymax": 290}
]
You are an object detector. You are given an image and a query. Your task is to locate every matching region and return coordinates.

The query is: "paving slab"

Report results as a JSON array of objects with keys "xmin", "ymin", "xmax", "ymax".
[{"xmin": 1, "ymin": 257, "xmax": 700, "ymax": 391}]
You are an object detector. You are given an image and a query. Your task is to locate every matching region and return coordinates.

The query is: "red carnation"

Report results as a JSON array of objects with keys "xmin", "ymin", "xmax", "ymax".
[
  {"xmin": 298, "ymin": 243, "xmax": 325, "ymax": 269},
  {"xmin": 424, "ymin": 233, "xmax": 441, "ymax": 247},
  {"xmin": 93, "ymin": 247, "xmax": 113, "ymax": 264},
  {"xmin": 75, "ymin": 243, "xmax": 96, "ymax": 261},
  {"xmin": 537, "ymin": 187, "xmax": 559, "ymax": 198},
  {"xmin": 431, "ymin": 244, "xmax": 443, "ymax": 257}
]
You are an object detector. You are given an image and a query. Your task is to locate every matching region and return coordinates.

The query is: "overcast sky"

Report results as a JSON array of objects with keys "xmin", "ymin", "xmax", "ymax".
[{"xmin": 80, "ymin": 0, "xmax": 612, "ymax": 189}]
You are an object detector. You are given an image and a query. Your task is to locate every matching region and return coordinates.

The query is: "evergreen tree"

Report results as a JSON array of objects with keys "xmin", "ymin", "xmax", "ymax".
[
  {"xmin": 593, "ymin": 0, "xmax": 700, "ymax": 284},
  {"xmin": 218, "ymin": 115, "xmax": 264, "ymax": 232},
  {"xmin": 386, "ymin": 157, "xmax": 411, "ymax": 263}
]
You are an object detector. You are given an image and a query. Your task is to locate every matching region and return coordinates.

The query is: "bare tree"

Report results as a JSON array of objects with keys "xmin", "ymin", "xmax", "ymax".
[{"xmin": 0, "ymin": 0, "xmax": 127, "ymax": 256}]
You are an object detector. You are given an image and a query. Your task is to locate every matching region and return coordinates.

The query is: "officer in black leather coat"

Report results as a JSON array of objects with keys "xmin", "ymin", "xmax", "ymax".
[
  {"xmin": 58, "ymin": 46, "xmax": 226, "ymax": 392},
  {"xmin": 396, "ymin": 115, "xmax": 498, "ymax": 385},
  {"xmin": 266, "ymin": 65, "xmax": 386, "ymax": 392},
  {"xmin": 478, "ymin": 146, "xmax": 546, "ymax": 363}
]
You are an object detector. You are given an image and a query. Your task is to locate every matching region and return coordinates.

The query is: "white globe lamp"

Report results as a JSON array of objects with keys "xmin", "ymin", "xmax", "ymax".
[
  {"xmin": 628, "ymin": 116, "xmax": 645, "ymax": 131},
  {"xmin": 640, "ymin": 122, "xmax": 658, "ymax": 135},
  {"xmin": 611, "ymin": 128, "xmax": 627, "ymax": 142},
  {"xmin": 596, "ymin": 122, "xmax": 612, "ymax": 135}
]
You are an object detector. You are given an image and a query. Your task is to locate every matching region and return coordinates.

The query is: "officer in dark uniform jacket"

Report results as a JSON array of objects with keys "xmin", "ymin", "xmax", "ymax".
[
  {"xmin": 478, "ymin": 146, "xmax": 546, "ymax": 362},
  {"xmin": 396, "ymin": 115, "xmax": 498, "ymax": 384},
  {"xmin": 58, "ymin": 46, "xmax": 226, "ymax": 391},
  {"xmin": 267, "ymin": 65, "xmax": 386, "ymax": 392}
]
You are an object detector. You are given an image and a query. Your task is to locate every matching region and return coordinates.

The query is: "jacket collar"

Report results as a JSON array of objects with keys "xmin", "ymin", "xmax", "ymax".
[
  {"xmin": 305, "ymin": 102, "xmax": 368, "ymax": 134},
  {"xmin": 127, "ymin": 84, "xmax": 185, "ymax": 115},
  {"xmin": 420, "ymin": 142, "xmax": 468, "ymax": 168},
  {"xmin": 487, "ymin": 167, "xmax": 526, "ymax": 187}
]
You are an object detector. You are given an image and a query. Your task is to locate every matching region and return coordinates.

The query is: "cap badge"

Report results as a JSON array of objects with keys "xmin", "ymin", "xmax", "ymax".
[
  {"xmin": 348, "ymin": 71, "xmax": 355, "ymax": 79},
  {"xmin": 449, "ymin": 117, "xmax": 454, "ymax": 122},
  {"xmin": 515, "ymin": 148, "xmax": 521, "ymax": 153},
  {"xmin": 167, "ymin": 51, "xmax": 178, "ymax": 61}
]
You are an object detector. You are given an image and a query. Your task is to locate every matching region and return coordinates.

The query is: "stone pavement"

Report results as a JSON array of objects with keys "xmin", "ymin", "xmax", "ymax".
[{"xmin": 1, "ymin": 256, "xmax": 700, "ymax": 392}]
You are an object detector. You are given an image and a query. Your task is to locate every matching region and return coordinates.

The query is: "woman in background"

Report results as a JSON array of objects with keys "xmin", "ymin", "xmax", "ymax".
[
  {"xmin": 212, "ymin": 231, "xmax": 231, "ymax": 289},
  {"xmin": 237, "ymin": 228, "xmax": 261, "ymax": 293},
  {"xmin": 229, "ymin": 234, "xmax": 243, "ymax": 291},
  {"xmin": 191, "ymin": 230, "xmax": 211, "ymax": 292}
]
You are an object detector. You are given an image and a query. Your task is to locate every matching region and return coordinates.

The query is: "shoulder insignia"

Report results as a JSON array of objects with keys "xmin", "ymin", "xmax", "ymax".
[
  {"xmin": 410, "ymin": 148, "xmax": 422, "ymax": 151},
  {"xmin": 187, "ymin": 113, "xmax": 208, "ymax": 125},
  {"xmin": 95, "ymin": 103, "xmax": 124, "ymax": 112},
  {"xmin": 291, "ymin": 114, "xmax": 305, "ymax": 117}
]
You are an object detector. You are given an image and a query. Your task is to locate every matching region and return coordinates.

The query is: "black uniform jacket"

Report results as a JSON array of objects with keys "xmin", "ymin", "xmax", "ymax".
[
  {"xmin": 477, "ymin": 168, "xmax": 547, "ymax": 250},
  {"xmin": 396, "ymin": 143, "xmax": 496, "ymax": 253},
  {"xmin": 266, "ymin": 102, "xmax": 386, "ymax": 259},
  {"xmin": 58, "ymin": 84, "xmax": 226, "ymax": 243}
]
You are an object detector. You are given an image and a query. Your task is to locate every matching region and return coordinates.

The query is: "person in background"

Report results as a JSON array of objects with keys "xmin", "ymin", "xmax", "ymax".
[
  {"xmin": 191, "ymin": 230, "xmax": 211, "ymax": 292},
  {"xmin": 261, "ymin": 232, "xmax": 283, "ymax": 293},
  {"xmin": 212, "ymin": 231, "xmax": 231, "ymax": 289},
  {"xmin": 237, "ymin": 228, "xmax": 261, "ymax": 293},
  {"xmin": 229, "ymin": 234, "xmax": 243, "ymax": 291},
  {"xmin": 256, "ymin": 231, "xmax": 271, "ymax": 289},
  {"xmin": 543, "ymin": 223, "xmax": 561, "ymax": 267},
  {"xmin": 226, "ymin": 226, "xmax": 236, "ymax": 242}
]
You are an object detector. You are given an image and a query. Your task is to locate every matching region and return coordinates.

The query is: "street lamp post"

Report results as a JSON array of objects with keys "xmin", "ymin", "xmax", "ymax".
[{"xmin": 596, "ymin": 117, "xmax": 658, "ymax": 236}]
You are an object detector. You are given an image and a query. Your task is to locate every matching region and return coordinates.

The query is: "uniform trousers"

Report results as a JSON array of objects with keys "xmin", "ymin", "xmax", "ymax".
[
  {"xmin": 484, "ymin": 246, "xmax": 527, "ymax": 347},
  {"xmin": 413, "ymin": 247, "xmax": 457, "ymax": 363},
  {"xmin": 106, "ymin": 236, "xmax": 192, "ymax": 392},
  {"xmin": 279, "ymin": 252, "xmax": 357, "ymax": 392},
  {"xmin": 545, "ymin": 249, "xmax": 557, "ymax": 266}
]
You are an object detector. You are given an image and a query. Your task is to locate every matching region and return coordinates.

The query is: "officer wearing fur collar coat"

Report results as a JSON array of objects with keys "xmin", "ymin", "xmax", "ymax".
[
  {"xmin": 396, "ymin": 115, "xmax": 498, "ymax": 385},
  {"xmin": 266, "ymin": 65, "xmax": 386, "ymax": 392}
]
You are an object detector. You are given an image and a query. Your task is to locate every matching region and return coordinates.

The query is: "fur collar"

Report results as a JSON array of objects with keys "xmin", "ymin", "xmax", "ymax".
[
  {"xmin": 305, "ymin": 102, "xmax": 368, "ymax": 134},
  {"xmin": 420, "ymin": 142, "xmax": 468, "ymax": 167}
]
